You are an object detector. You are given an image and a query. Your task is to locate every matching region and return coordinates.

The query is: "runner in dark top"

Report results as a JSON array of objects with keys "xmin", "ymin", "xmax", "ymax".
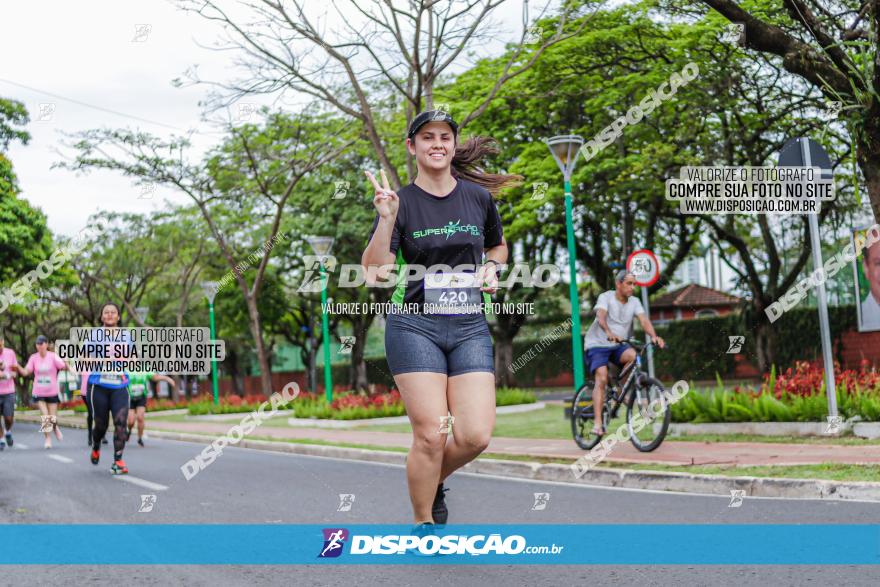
[
  {"xmin": 362, "ymin": 110, "xmax": 520, "ymax": 532},
  {"xmin": 86, "ymin": 303, "xmax": 132, "ymax": 475}
]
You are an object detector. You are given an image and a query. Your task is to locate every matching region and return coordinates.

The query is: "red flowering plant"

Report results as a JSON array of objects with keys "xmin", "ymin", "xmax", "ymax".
[
  {"xmin": 763, "ymin": 360, "xmax": 880, "ymax": 398},
  {"xmin": 330, "ymin": 389, "xmax": 402, "ymax": 410},
  {"xmin": 146, "ymin": 398, "xmax": 190, "ymax": 411}
]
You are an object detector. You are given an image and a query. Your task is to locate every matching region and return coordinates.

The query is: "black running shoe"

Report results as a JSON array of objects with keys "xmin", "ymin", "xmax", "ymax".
[
  {"xmin": 5, "ymin": 433, "xmax": 12, "ymax": 447},
  {"xmin": 432, "ymin": 483, "xmax": 449, "ymax": 525},
  {"xmin": 101, "ymin": 438, "xmax": 108, "ymax": 445},
  {"xmin": 137, "ymin": 438, "xmax": 144, "ymax": 447}
]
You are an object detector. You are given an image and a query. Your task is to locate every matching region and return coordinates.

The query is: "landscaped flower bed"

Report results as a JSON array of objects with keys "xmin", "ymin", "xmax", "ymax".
[
  {"xmin": 672, "ymin": 361, "xmax": 880, "ymax": 423},
  {"xmin": 54, "ymin": 398, "xmax": 192, "ymax": 413},
  {"xmin": 186, "ymin": 393, "xmax": 282, "ymax": 415},
  {"xmin": 146, "ymin": 398, "xmax": 193, "ymax": 411},
  {"xmin": 186, "ymin": 387, "xmax": 536, "ymax": 419}
]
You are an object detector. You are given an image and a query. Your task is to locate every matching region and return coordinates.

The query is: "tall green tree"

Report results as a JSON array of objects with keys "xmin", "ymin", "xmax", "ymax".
[
  {"xmin": 175, "ymin": 0, "xmax": 593, "ymax": 190},
  {"xmin": 0, "ymin": 98, "xmax": 54, "ymax": 307},
  {"xmin": 0, "ymin": 97, "xmax": 29, "ymax": 152},
  {"xmin": 696, "ymin": 0, "xmax": 880, "ymax": 223},
  {"xmin": 62, "ymin": 111, "xmax": 351, "ymax": 395}
]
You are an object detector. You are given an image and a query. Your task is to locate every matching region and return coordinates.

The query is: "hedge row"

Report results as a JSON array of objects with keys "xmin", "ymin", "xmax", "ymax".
[
  {"xmin": 325, "ymin": 305, "xmax": 859, "ymax": 386},
  {"xmin": 500, "ymin": 305, "xmax": 859, "ymax": 384}
]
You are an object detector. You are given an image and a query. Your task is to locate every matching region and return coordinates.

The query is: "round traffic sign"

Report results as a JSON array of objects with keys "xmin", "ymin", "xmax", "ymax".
[{"xmin": 626, "ymin": 249, "xmax": 660, "ymax": 287}]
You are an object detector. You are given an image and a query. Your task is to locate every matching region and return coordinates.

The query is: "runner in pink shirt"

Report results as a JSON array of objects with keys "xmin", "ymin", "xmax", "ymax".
[
  {"xmin": 0, "ymin": 335, "xmax": 20, "ymax": 450},
  {"xmin": 17, "ymin": 335, "xmax": 69, "ymax": 449}
]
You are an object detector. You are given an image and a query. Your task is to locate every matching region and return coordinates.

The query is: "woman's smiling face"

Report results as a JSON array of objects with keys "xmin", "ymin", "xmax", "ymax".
[
  {"xmin": 101, "ymin": 304, "xmax": 120, "ymax": 327},
  {"xmin": 408, "ymin": 121, "xmax": 455, "ymax": 173}
]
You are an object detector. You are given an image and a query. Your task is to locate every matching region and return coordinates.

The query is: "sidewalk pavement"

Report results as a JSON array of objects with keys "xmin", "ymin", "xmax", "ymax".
[{"xmin": 144, "ymin": 419, "xmax": 880, "ymax": 467}]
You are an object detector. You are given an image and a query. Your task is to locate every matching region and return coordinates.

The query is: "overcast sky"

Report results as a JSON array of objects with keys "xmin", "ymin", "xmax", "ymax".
[{"xmin": 1, "ymin": 0, "xmax": 540, "ymax": 237}]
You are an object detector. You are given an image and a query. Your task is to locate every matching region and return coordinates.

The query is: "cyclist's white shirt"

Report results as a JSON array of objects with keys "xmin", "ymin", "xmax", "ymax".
[{"xmin": 584, "ymin": 290, "xmax": 644, "ymax": 350}]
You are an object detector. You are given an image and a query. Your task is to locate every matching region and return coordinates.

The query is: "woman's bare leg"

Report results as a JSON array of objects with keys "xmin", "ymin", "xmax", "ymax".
[
  {"xmin": 48, "ymin": 402, "xmax": 61, "ymax": 440},
  {"xmin": 37, "ymin": 401, "xmax": 50, "ymax": 445},
  {"xmin": 136, "ymin": 406, "xmax": 146, "ymax": 438},
  {"xmin": 439, "ymin": 372, "xmax": 495, "ymax": 482},
  {"xmin": 395, "ymin": 371, "xmax": 448, "ymax": 524}
]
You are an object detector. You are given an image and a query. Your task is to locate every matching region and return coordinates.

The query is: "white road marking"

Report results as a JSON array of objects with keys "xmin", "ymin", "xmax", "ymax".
[
  {"xmin": 149, "ymin": 437, "xmax": 880, "ymax": 505},
  {"xmin": 458, "ymin": 471, "xmax": 880, "ymax": 504},
  {"xmin": 16, "ymin": 443, "xmax": 29, "ymax": 449},
  {"xmin": 262, "ymin": 447, "xmax": 880, "ymax": 504},
  {"xmin": 114, "ymin": 475, "xmax": 169, "ymax": 491},
  {"xmin": 47, "ymin": 454, "xmax": 74, "ymax": 463}
]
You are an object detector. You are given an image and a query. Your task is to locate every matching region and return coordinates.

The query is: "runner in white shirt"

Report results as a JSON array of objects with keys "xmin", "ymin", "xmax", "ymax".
[{"xmin": 582, "ymin": 270, "xmax": 665, "ymax": 435}]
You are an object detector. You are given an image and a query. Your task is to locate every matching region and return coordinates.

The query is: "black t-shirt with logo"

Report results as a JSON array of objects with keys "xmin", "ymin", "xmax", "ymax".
[{"xmin": 367, "ymin": 178, "xmax": 504, "ymax": 306}]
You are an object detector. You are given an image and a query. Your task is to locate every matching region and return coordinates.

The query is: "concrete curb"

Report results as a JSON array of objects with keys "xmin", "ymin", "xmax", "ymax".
[
  {"xmin": 853, "ymin": 422, "xmax": 880, "ymax": 439},
  {"xmin": 185, "ymin": 409, "xmax": 294, "ymax": 422},
  {"xmin": 18, "ymin": 413, "xmax": 880, "ymax": 501},
  {"xmin": 666, "ymin": 421, "xmax": 857, "ymax": 437},
  {"xmin": 140, "ymin": 428, "xmax": 880, "ymax": 503},
  {"xmin": 155, "ymin": 408, "xmax": 190, "ymax": 416}
]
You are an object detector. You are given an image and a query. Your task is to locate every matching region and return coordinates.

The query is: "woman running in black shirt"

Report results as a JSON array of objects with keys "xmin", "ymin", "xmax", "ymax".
[{"xmin": 362, "ymin": 110, "xmax": 520, "ymax": 531}]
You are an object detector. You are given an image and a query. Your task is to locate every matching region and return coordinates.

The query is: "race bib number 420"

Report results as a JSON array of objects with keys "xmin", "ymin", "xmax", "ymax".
[{"xmin": 424, "ymin": 272, "xmax": 482, "ymax": 314}]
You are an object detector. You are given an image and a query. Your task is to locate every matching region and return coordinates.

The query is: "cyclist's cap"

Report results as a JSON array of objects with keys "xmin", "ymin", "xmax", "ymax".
[
  {"xmin": 407, "ymin": 110, "xmax": 458, "ymax": 140},
  {"xmin": 36, "ymin": 335, "xmax": 49, "ymax": 344},
  {"xmin": 615, "ymin": 270, "xmax": 634, "ymax": 283}
]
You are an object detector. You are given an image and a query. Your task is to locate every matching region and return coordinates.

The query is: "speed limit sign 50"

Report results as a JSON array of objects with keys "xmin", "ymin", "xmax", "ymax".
[{"xmin": 626, "ymin": 249, "xmax": 660, "ymax": 287}]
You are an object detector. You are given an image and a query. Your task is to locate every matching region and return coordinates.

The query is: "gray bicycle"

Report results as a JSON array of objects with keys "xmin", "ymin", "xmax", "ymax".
[{"xmin": 567, "ymin": 338, "xmax": 671, "ymax": 452}]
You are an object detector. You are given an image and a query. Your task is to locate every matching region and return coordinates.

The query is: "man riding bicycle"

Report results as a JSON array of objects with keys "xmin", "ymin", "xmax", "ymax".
[{"xmin": 583, "ymin": 270, "xmax": 665, "ymax": 435}]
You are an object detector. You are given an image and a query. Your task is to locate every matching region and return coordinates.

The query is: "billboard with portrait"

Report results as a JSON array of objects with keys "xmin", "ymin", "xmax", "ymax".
[{"xmin": 854, "ymin": 226, "xmax": 880, "ymax": 332}]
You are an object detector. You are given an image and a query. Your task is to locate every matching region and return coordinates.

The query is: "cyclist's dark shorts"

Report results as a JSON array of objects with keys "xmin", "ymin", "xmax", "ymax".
[
  {"xmin": 585, "ymin": 344, "xmax": 631, "ymax": 375},
  {"xmin": 129, "ymin": 395, "xmax": 147, "ymax": 409},
  {"xmin": 0, "ymin": 393, "xmax": 14, "ymax": 417},
  {"xmin": 384, "ymin": 311, "xmax": 494, "ymax": 377}
]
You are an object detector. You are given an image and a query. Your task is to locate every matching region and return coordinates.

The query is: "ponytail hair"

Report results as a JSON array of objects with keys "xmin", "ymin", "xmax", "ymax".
[{"xmin": 451, "ymin": 136, "xmax": 523, "ymax": 197}]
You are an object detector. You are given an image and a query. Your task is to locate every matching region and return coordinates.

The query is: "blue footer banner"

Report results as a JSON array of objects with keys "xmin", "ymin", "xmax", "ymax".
[{"xmin": 1, "ymin": 524, "xmax": 879, "ymax": 564}]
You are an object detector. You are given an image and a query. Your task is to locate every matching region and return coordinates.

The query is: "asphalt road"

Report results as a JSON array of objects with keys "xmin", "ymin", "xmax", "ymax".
[{"xmin": 1, "ymin": 422, "xmax": 878, "ymax": 586}]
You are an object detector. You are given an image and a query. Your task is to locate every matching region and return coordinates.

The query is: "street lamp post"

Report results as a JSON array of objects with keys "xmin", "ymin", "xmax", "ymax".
[
  {"xmin": 200, "ymin": 282, "xmax": 220, "ymax": 405},
  {"xmin": 545, "ymin": 135, "xmax": 585, "ymax": 393},
  {"xmin": 307, "ymin": 236, "xmax": 335, "ymax": 402}
]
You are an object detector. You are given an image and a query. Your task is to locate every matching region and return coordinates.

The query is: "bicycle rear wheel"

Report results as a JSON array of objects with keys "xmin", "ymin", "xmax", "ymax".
[
  {"xmin": 571, "ymin": 384, "xmax": 605, "ymax": 450},
  {"xmin": 626, "ymin": 376, "xmax": 671, "ymax": 452}
]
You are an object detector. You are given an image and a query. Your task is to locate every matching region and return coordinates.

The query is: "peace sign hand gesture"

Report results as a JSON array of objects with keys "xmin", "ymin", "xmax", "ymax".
[{"xmin": 365, "ymin": 169, "xmax": 399, "ymax": 220}]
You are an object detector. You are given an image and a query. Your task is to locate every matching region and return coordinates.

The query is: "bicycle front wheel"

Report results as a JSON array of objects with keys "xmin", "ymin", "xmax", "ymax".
[
  {"xmin": 571, "ymin": 384, "xmax": 605, "ymax": 450},
  {"xmin": 626, "ymin": 376, "xmax": 671, "ymax": 452}
]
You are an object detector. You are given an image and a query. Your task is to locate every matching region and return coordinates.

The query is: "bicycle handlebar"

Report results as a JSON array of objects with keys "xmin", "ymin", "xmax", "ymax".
[{"xmin": 620, "ymin": 337, "xmax": 667, "ymax": 352}]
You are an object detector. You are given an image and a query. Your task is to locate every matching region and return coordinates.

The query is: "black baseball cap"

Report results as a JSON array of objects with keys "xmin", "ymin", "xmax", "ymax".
[
  {"xmin": 407, "ymin": 110, "xmax": 459, "ymax": 140},
  {"xmin": 36, "ymin": 335, "xmax": 49, "ymax": 344}
]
